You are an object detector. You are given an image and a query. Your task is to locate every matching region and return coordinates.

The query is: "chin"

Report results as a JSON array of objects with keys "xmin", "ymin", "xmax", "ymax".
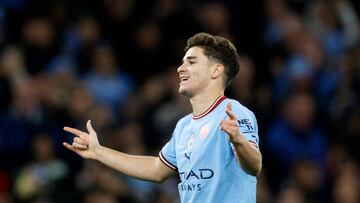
[{"xmin": 179, "ymin": 87, "xmax": 192, "ymax": 98}]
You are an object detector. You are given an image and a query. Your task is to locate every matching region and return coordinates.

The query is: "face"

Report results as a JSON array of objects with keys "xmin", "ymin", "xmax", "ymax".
[{"xmin": 177, "ymin": 47, "xmax": 213, "ymax": 97}]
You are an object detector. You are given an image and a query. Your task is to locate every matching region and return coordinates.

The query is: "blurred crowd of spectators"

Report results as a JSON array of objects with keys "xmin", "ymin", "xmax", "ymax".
[{"xmin": 0, "ymin": 0, "xmax": 359, "ymax": 203}]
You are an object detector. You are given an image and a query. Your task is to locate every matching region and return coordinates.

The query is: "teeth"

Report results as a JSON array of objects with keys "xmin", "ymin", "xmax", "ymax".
[{"xmin": 180, "ymin": 77, "xmax": 189, "ymax": 81}]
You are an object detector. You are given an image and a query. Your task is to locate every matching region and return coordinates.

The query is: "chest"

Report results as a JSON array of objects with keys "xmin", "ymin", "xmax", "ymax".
[{"xmin": 175, "ymin": 119, "xmax": 231, "ymax": 169}]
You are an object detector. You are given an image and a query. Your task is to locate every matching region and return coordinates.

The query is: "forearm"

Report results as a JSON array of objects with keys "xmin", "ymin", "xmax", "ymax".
[
  {"xmin": 233, "ymin": 136, "xmax": 262, "ymax": 176},
  {"xmin": 94, "ymin": 146, "xmax": 170, "ymax": 182}
]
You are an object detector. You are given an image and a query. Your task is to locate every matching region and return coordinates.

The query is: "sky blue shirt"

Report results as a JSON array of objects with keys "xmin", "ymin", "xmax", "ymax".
[{"xmin": 159, "ymin": 96, "xmax": 259, "ymax": 203}]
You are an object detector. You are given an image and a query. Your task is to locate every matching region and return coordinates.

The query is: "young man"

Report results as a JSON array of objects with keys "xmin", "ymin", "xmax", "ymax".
[{"xmin": 63, "ymin": 32, "xmax": 262, "ymax": 202}]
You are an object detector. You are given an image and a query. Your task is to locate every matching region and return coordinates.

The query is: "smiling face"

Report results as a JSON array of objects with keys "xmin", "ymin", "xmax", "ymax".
[{"xmin": 177, "ymin": 46, "xmax": 217, "ymax": 98}]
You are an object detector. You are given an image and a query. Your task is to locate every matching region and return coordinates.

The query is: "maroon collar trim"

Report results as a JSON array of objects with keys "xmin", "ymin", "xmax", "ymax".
[{"xmin": 192, "ymin": 95, "xmax": 227, "ymax": 120}]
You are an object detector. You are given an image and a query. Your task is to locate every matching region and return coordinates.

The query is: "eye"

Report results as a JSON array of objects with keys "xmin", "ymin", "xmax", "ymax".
[{"xmin": 189, "ymin": 61, "xmax": 195, "ymax": 65}]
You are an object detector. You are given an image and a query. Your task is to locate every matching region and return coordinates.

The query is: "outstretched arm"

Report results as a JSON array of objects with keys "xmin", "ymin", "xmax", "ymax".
[
  {"xmin": 63, "ymin": 120, "xmax": 175, "ymax": 183},
  {"xmin": 220, "ymin": 103, "xmax": 262, "ymax": 176}
]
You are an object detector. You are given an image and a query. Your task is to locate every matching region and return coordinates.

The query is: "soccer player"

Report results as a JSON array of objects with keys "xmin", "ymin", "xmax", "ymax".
[{"xmin": 63, "ymin": 32, "xmax": 262, "ymax": 202}]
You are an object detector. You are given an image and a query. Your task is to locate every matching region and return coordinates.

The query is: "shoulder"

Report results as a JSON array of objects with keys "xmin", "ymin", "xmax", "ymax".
[
  {"xmin": 225, "ymin": 98, "xmax": 256, "ymax": 117},
  {"xmin": 225, "ymin": 98, "xmax": 258, "ymax": 130},
  {"xmin": 174, "ymin": 114, "xmax": 192, "ymax": 129}
]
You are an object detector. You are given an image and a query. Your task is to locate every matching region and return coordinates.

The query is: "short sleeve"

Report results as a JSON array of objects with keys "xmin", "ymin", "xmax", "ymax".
[
  {"xmin": 233, "ymin": 104, "xmax": 260, "ymax": 148},
  {"xmin": 159, "ymin": 134, "xmax": 178, "ymax": 171}
]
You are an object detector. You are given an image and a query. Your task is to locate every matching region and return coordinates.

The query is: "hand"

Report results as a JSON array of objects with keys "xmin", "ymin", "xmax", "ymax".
[
  {"xmin": 63, "ymin": 120, "xmax": 100, "ymax": 160},
  {"xmin": 220, "ymin": 103, "xmax": 242, "ymax": 145}
]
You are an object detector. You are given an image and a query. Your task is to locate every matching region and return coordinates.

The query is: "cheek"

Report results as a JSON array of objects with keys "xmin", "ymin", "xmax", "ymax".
[{"xmin": 194, "ymin": 73, "xmax": 210, "ymax": 85}]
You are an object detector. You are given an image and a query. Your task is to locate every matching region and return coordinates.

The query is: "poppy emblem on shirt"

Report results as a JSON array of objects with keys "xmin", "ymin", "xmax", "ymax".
[
  {"xmin": 199, "ymin": 123, "xmax": 210, "ymax": 140},
  {"xmin": 187, "ymin": 134, "xmax": 195, "ymax": 149}
]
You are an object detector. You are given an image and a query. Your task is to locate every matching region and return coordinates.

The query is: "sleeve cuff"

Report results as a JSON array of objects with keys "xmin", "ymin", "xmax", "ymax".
[{"xmin": 159, "ymin": 151, "xmax": 177, "ymax": 171}]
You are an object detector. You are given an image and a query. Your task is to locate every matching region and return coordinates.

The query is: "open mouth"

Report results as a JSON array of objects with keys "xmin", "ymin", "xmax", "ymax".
[{"xmin": 180, "ymin": 77, "xmax": 189, "ymax": 82}]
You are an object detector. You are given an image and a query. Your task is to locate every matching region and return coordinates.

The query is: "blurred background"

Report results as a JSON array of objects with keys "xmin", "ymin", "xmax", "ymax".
[{"xmin": 0, "ymin": 0, "xmax": 359, "ymax": 202}]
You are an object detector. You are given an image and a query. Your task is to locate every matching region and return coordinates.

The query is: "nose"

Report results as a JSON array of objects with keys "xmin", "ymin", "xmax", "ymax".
[{"xmin": 177, "ymin": 63, "xmax": 185, "ymax": 73}]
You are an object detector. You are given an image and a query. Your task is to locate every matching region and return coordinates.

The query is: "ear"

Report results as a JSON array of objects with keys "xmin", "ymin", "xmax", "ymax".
[{"xmin": 211, "ymin": 63, "xmax": 225, "ymax": 79}]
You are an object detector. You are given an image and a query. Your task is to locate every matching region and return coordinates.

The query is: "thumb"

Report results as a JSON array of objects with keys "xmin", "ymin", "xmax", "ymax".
[
  {"xmin": 86, "ymin": 120, "xmax": 96, "ymax": 135},
  {"xmin": 225, "ymin": 103, "xmax": 237, "ymax": 120},
  {"xmin": 226, "ymin": 102, "xmax": 232, "ymax": 112}
]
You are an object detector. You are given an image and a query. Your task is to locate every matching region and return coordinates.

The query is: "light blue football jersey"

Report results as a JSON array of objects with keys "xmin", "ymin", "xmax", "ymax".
[{"xmin": 159, "ymin": 96, "xmax": 259, "ymax": 203}]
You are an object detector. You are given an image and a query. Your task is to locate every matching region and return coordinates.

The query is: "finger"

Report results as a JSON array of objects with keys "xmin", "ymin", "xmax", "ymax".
[
  {"xmin": 222, "ymin": 128, "xmax": 239, "ymax": 143},
  {"xmin": 222, "ymin": 125, "xmax": 234, "ymax": 136},
  {"xmin": 220, "ymin": 121, "xmax": 236, "ymax": 129},
  {"xmin": 63, "ymin": 127, "xmax": 87, "ymax": 139},
  {"xmin": 74, "ymin": 137, "xmax": 88, "ymax": 146},
  {"xmin": 63, "ymin": 142, "xmax": 78, "ymax": 153},
  {"xmin": 226, "ymin": 109, "xmax": 237, "ymax": 121},
  {"xmin": 86, "ymin": 120, "xmax": 96, "ymax": 135},
  {"xmin": 225, "ymin": 103, "xmax": 237, "ymax": 120},
  {"xmin": 72, "ymin": 142, "xmax": 88, "ymax": 150},
  {"xmin": 226, "ymin": 102, "xmax": 232, "ymax": 112},
  {"xmin": 221, "ymin": 122, "xmax": 233, "ymax": 132},
  {"xmin": 223, "ymin": 126, "xmax": 237, "ymax": 134},
  {"xmin": 222, "ymin": 121, "xmax": 240, "ymax": 133},
  {"xmin": 221, "ymin": 120, "xmax": 239, "ymax": 127}
]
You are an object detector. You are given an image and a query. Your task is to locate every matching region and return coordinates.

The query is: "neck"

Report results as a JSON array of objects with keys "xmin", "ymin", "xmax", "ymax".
[{"xmin": 190, "ymin": 88, "xmax": 224, "ymax": 117}]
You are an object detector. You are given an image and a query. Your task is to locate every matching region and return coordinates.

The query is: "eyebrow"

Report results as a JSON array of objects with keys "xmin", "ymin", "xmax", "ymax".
[{"xmin": 182, "ymin": 56, "xmax": 198, "ymax": 62}]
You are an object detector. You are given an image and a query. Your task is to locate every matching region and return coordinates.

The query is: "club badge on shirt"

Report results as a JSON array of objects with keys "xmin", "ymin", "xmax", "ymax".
[
  {"xmin": 199, "ymin": 123, "xmax": 210, "ymax": 140},
  {"xmin": 187, "ymin": 134, "xmax": 195, "ymax": 149}
]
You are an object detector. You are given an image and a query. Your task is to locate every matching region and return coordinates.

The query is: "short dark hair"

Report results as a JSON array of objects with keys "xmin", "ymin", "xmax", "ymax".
[{"xmin": 185, "ymin": 32, "xmax": 240, "ymax": 87}]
